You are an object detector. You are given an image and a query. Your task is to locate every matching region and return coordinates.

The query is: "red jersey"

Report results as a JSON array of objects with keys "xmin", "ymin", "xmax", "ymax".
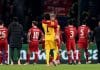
[
  {"xmin": 78, "ymin": 25, "xmax": 90, "ymax": 41},
  {"xmin": 0, "ymin": 27, "xmax": 8, "ymax": 40},
  {"xmin": 65, "ymin": 25, "xmax": 77, "ymax": 40},
  {"xmin": 42, "ymin": 19, "xmax": 58, "ymax": 33},
  {"xmin": 28, "ymin": 27, "xmax": 42, "ymax": 42}
]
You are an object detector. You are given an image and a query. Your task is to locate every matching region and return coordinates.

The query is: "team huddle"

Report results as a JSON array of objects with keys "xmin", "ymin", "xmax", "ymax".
[
  {"xmin": 26, "ymin": 13, "xmax": 91, "ymax": 66},
  {"xmin": 0, "ymin": 14, "xmax": 91, "ymax": 66}
]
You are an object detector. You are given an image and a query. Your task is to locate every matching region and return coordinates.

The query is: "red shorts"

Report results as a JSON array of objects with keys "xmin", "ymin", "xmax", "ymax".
[
  {"xmin": 66, "ymin": 39, "xmax": 76, "ymax": 51},
  {"xmin": 29, "ymin": 41, "xmax": 39, "ymax": 52},
  {"xmin": 0, "ymin": 40, "xmax": 8, "ymax": 52},
  {"xmin": 78, "ymin": 40, "xmax": 88, "ymax": 49}
]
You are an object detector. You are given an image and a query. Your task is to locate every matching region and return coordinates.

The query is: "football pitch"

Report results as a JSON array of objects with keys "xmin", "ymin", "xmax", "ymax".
[{"xmin": 0, "ymin": 64, "xmax": 100, "ymax": 70}]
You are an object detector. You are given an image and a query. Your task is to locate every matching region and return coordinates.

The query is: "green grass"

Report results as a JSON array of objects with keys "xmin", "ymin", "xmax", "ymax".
[{"xmin": 0, "ymin": 64, "xmax": 100, "ymax": 70}]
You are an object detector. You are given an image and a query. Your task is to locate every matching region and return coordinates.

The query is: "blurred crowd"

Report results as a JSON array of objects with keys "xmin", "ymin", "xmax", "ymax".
[
  {"xmin": 0, "ymin": 0, "xmax": 99, "ymax": 43},
  {"xmin": 0, "ymin": 0, "xmax": 42, "ymax": 31}
]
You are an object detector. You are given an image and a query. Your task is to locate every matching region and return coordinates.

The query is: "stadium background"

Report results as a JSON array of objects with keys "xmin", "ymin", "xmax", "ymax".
[{"xmin": 0, "ymin": 0, "xmax": 100, "ymax": 64}]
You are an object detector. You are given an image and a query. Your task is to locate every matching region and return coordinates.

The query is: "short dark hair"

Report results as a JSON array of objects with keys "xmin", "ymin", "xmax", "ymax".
[
  {"xmin": 0, "ymin": 20, "xmax": 3, "ymax": 25},
  {"xmin": 44, "ymin": 14, "xmax": 50, "ymax": 20}
]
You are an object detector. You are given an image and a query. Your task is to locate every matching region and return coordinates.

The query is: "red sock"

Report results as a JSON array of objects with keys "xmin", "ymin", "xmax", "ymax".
[
  {"xmin": 68, "ymin": 53, "xmax": 71, "ymax": 63},
  {"xmin": 0, "ymin": 53, "xmax": 2, "ymax": 64},
  {"xmin": 49, "ymin": 56, "xmax": 53, "ymax": 63},
  {"xmin": 73, "ymin": 52, "xmax": 76, "ymax": 62},
  {"xmin": 34, "ymin": 54, "xmax": 38, "ymax": 63},
  {"xmin": 27, "ymin": 54, "xmax": 30, "ymax": 63},
  {"xmin": 56, "ymin": 54, "xmax": 60, "ymax": 60},
  {"xmin": 4, "ymin": 53, "xmax": 8, "ymax": 62},
  {"xmin": 78, "ymin": 52, "xmax": 81, "ymax": 62}
]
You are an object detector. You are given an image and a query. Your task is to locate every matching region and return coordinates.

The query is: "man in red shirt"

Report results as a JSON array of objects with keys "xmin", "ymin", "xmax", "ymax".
[
  {"xmin": 55, "ymin": 25, "xmax": 62, "ymax": 64},
  {"xmin": 78, "ymin": 22, "xmax": 90, "ymax": 64},
  {"xmin": 0, "ymin": 20, "xmax": 8, "ymax": 65},
  {"xmin": 26, "ymin": 21, "xmax": 43, "ymax": 64},
  {"xmin": 65, "ymin": 22, "xmax": 77, "ymax": 64}
]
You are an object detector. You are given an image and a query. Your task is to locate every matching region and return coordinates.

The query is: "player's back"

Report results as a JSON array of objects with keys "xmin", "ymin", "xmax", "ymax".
[
  {"xmin": 65, "ymin": 25, "xmax": 77, "ymax": 40},
  {"xmin": 78, "ymin": 25, "xmax": 90, "ymax": 40},
  {"xmin": 29, "ymin": 27, "xmax": 40, "ymax": 41},
  {"xmin": 42, "ymin": 20, "xmax": 57, "ymax": 40}
]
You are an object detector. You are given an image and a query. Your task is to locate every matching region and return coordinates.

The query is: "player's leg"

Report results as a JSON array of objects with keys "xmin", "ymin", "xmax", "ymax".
[
  {"xmin": 56, "ymin": 50, "xmax": 60, "ymax": 64},
  {"xmin": 26, "ymin": 42, "xmax": 32, "ymax": 64},
  {"xmin": 45, "ymin": 49, "xmax": 50, "ymax": 66},
  {"xmin": 10, "ymin": 47, "xmax": 15, "ymax": 65},
  {"xmin": 34, "ymin": 52, "xmax": 38, "ymax": 64},
  {"xmin": 56, "ymin": 40, "xmax": 61, "ymax": 64},
  {"xmin": 85, "ymin": 48, "xmax": 89, "ymax": 63},
  {"xmin": 53, "ymin": 49, "xmax": 58, "ymax": 64},
  {"xmin": 17, "ymin": 46, "xmax": 22, "ymax": 65},
  {"xmin": 49, "ymin": 49, "xmax": 54, "ymax": 65},
  {"xmin": 52, "ymin": 41, "xmax": 58, "ymax": 66},
  {"xmin": 45, "ymin": 40, "xmax": 50, "ymax": 66},
  {"xmin": 78, "ymin": 42, "xmax": 83, "ymax": 64},
  {"xmin": 66, "ymin": 41, "xmax": 72, "ymax": 64},
  {"xmin": 72, "ymin": 40, "xmax": 76, "ymax": 64},
  {"xmin": 25, "ymin": 48, "xmax": 31, "ymax": 64},
  {"xmin": 3, "ymin": 41, "xmax": 8, "ymax": 64},
  {"xmin": 78, "ymin": 48, "xmax": 82, "ymax": 64},
  {"xmin": 34, "ymin": 43, "xmax": 39, "ymax": 64},
  {"xmin": 84, "ymin": 41, "xmax": 90, "ymax": 64}
]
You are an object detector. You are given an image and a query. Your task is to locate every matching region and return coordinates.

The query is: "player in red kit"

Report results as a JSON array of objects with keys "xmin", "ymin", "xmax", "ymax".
[
  {"xmin": 0, "ymin": 20, "xmax": 8, "ymax": 65},
  {"xmin": 55, "ymin": 25, "xmax": 62, "ymax": 64},
  {"xmin": 78, "ymin": 22, "xmax": 90, "ymax": 64},
  {"xmin": 25, "ymin": 21, "xmax": 43, "ymax": 64},
  {"xmin": 65, "ymin": 22, "xmax": 77, "ymax": 64}
]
